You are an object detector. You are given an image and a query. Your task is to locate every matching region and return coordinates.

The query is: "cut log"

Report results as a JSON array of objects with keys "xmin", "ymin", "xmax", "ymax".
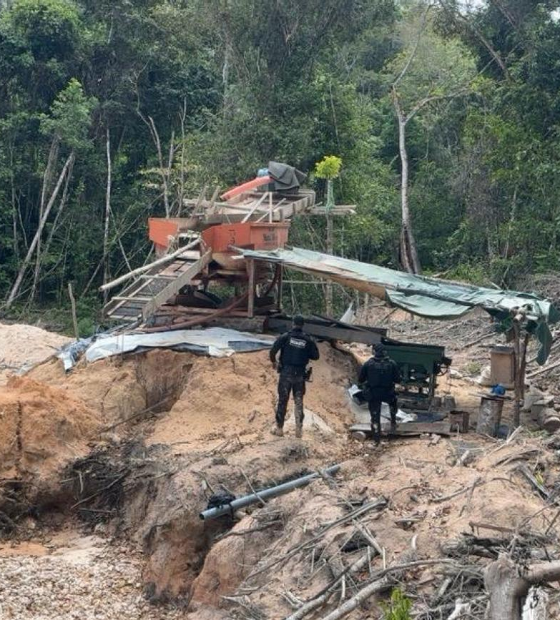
[
  {"xmin": 537, "ymin": 407, "xmax": 560, "ymax": 434},
  {"xmin": 522, "ymin": 587, "xmax": 548, "ymax": 620}
]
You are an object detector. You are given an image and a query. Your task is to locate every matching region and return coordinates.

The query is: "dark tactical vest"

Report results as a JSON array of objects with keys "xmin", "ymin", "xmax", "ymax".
[
  {"xmin": 280, "ymin": 330, "xmax": 314, "ymax": 368},
  {"xmin": 365, "ymin": 357, "xmax": 399, "ymax": 390}
]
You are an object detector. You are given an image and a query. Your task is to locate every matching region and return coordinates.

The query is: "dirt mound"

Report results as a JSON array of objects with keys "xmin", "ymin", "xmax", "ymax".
[
  {"xmin": 30, "ymin": 349, "xmax": 196, "ymax": 424},
  {"xmin": 30, "ymin": 342, "xmax": 357, "ymax": 449},
  {"xmin": 0, "ymin": 322, "xmax": 70, "ymax": 385},
  {"xmin": 0, "ymin": 377, "xmax": 101, "ymax": 483},
  {"xmin": 187, "ymin": 432, "xmax": 560, "ymax": 618},
  {"xmin": 148, "ymin": 343, "xmax": 356, "ymax": 451}
]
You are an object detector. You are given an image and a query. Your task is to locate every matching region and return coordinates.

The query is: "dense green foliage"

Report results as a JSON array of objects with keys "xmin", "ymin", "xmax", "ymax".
[{"xmin": 1, "ymin": 0, "xmax": 560, "ymax": 321}]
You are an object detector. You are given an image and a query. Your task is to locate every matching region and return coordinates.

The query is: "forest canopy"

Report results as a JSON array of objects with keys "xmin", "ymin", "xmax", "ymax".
[{"xmin": 1, "ymin": 0, "xmax": 560, "ymax": 323}]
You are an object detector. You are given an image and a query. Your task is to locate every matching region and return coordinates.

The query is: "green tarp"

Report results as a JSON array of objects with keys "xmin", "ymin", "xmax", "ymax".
[{"xmin": 242, "ymin": 247, "xmax": 559, "ymax": 364}]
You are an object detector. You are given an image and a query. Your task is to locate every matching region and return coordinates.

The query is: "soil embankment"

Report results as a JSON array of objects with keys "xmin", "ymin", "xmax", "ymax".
[{"xmin": 2, "ymin": 321, "xmax": 560, "ymax": 618}]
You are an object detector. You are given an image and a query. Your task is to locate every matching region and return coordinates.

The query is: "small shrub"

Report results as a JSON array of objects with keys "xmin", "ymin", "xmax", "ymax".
[
  {"xmin": 382, "ymin": 588, "xmax": 412, "ymax": 620},
  {"xmin": 464, "ymin": 361, "xmax": 482, "ymax": 376}
]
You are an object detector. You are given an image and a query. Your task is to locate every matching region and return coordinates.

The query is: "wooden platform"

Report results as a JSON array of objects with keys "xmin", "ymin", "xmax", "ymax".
[{"xmin": 349, "ymin": 422, "xmax": 451, "ymax": 439}]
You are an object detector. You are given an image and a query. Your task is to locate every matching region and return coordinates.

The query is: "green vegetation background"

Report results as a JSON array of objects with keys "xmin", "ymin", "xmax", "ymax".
[{"xmin": 1, "ymin": 0, "xmax": 559, "ymax": 332}]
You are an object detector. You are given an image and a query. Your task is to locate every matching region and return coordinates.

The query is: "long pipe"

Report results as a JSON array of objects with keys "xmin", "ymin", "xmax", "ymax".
[{"xmin": 199, "ymin": 464, "xmax": 340, "ymax": 521}]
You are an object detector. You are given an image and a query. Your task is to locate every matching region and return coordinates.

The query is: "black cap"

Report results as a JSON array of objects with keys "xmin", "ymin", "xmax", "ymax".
[
  {"xmin": 293, "ymin": 314, "xmax": 304, "ymax": 327},
  {"xmin": 374, "ymin": 343, "xmax": 385, "ymax": 355}
]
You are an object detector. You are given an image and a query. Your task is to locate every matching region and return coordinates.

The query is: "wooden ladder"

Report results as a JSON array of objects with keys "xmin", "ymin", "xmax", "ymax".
[{"xmin": 103, "ymin": 247, "xmax": 212, "ymax": 323}]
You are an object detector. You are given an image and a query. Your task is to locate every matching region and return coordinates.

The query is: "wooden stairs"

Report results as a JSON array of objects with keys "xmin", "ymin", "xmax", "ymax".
[{"xmin": 103, "ymin": 246, "xmax": 212, "ymax": 323}]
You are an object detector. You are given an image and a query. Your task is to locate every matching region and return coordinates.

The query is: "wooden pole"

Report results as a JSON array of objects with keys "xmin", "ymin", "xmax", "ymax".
[
  {"xmin": 67, "ymin": 282, "xmax": 79, "ymax": 341},
  {"xmin": 512, "ymin": 316, "xmax": 529, "ymax": 429},
  {"xmin": 326, "ymin": 209, "xmax": 333, "ymax": 317},
  {"xmin": 247, "ymin": 259, "xmax": 255, "ymax": 318},
  {"xmin": 277, "ymin": 264, "xmax": 284, "ymax": 312},
  {"xmin": 99, "ymin": 237, "xmax": 200, "ymax": 292},
  {"xmin": 103, "ymin": 127, "xmax": 112, "ymax": 305},
  {"xmin": 512, "ymin": 321, "xmax": 521, "ymax": 428}
]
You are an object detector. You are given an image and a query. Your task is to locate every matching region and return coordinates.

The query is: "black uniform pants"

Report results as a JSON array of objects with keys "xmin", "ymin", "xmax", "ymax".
[
  {"xmin": 368, "ymin": 388, "xmax": 398, "ymax": 443},
  {"xmin": 276, "ymin": 371, "xmax": 305, "ymax": 429}
]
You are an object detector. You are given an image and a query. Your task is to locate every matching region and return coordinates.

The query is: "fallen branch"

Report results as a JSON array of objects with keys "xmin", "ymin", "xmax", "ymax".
[
  {"xmin": 527, "ymin": 359, "xmax": 560, "ymax": 380},
  {"xmin": 71, "ymin": 473, "xmax": 126, "ymax": 510},
  {"xmin": 285, "ymin": 543, "xmax": 380, "ymax": 619},
  {"xmin": 431, "ymin": 478, "xmax": 482, "ymax": 504},
  {"xmin": 319, "ymin": 577, "xmax": 393, "ymax": 620},
  {"xmin": 469, "ymin": 521, "xmax": 549, "ymax": 543},
  {"xmin": 248, "ymin": 498, "xmax": 387, "ymax": 580},
  {"xmin": 464, "ymin": 331, "xmax": 495, "ymax": 348}
]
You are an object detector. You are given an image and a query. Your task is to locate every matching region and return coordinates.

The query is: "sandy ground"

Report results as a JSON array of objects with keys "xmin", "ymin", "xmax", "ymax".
[
  {"xmin": 0, "ymin": 322, "xmax": 70, "ymax": 385},
  {"xmin": 3, "ymin": 317, "xmax": 560, "ymax": 618},
  {"xmin": 0, "ymin": 529, "xmax": 188, "ymax": 620}
]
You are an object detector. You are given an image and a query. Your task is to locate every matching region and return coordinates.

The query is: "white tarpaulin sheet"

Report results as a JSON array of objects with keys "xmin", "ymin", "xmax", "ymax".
[{"xmin": 85, "ymin": 328, "xmax": 275, "ymax": 363}]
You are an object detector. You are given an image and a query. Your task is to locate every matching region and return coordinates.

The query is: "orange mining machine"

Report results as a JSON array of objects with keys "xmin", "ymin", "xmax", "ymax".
[{"xmin": 102, "ymin": 163, "xmax": 339, "ymax": 331}]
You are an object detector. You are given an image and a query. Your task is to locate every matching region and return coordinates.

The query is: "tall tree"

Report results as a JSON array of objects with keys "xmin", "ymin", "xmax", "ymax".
[{"xmin": 385, "ymin": 4, "xmax": 476, "ymax": 273}]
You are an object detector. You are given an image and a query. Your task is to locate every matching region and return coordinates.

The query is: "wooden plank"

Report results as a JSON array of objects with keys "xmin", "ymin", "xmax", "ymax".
[
  {"xmin": 247, "ymin": 258, "xmax": 255, "ymax": 318},
  {"xmin": 104, "ymin": 275, "xmax": 159, "ymax": 317},
  {"xmin": 141, "ymin": 250, "xmax": 212, "ymax": 321},
  {"xmin": 139, "ymin": 274, "xmax": 176, "ymax": 280},
  {"xmin": 112, "ymin": 296, "xmax": 153, "ymax": 302},
  {"xmin": 349, "ymin": 422, "xmax": 451, "ymax": 437},
  {"xmin": 242, "ymin": 192, "xmax": 269, "ymax": 223},
  {"xmin": 255, "ymin": 199, "xmax": 287, "ymax": 223}
]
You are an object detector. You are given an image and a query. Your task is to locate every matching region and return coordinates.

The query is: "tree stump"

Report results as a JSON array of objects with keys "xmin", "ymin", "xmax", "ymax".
[
  {"xmin": 477, "ymin": 397, "xmax": 504, "ymax": 437},
  {"xmin": 485, "ymin": 553, "xmax": 560, "ymax": 620}
]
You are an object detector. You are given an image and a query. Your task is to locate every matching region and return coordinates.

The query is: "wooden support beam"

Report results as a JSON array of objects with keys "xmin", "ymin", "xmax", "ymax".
[
  {"xmin": 247, "ymin": 259, "xmax": 256, "ymax": 318},
  {"xmin": 241, "ymin": 192, "xmax": 269, "ymax": 223},
  {"xmin": 277, "ymin": 264, "xmax": 284, "ymax": 312},
  {"xmin": 112, "ymin": 296, "xmax": 153, "ymax": 303}
]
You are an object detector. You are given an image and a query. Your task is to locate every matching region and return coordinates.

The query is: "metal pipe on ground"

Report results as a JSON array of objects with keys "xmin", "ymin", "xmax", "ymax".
[{"xmin": 199, "ymin": 465, "xmax": 341, "ymax": 521}]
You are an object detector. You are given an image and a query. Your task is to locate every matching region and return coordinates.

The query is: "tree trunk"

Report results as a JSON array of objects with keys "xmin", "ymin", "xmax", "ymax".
[
  {"xmin": 485, "ymin": 555, "xmax": 528, "ymax": 620},
  {"xmin": 103, "ymin": 127, "xmax": 112, "ymax": 305},
  {"xmin": 394, "ymin": 97, "xmax": 421, "ymax": 274},
  {"xmin": 5, "ymin": 151, "xmax": 75, "ymax": 309},
  {"xmin": 485, "ymin": 554, "xmax": 560, "ymax": 620},
  {"xmin": 34, "ymin": 154, "xmax": 75, "ymax": 288},
  {"xmin": 31, "ymin": 137, "xmax": 60, "ymax": 302}
]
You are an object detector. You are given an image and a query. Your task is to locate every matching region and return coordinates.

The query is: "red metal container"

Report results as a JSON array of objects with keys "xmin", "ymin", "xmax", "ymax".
[{"xmin": 202, "ymin": 222, "xmax": 290, "ymax": 269}]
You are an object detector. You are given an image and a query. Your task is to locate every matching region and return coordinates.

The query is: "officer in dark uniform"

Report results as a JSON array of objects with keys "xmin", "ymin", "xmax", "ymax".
[
  {"xmin": 269, "ymin": 315, "xmax": 320, "ymax": 438},
  {"xmin": 358, "ymin": 343, "xmax": 402, "ymax": 445}
]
